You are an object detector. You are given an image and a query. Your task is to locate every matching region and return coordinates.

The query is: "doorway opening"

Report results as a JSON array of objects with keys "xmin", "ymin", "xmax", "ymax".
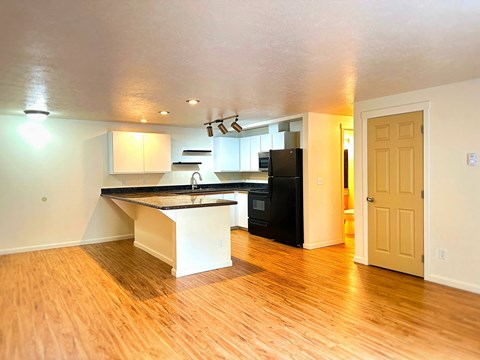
[{"xmin": 342, "ymin": 127, "xmax": 354, "ymax": 247}]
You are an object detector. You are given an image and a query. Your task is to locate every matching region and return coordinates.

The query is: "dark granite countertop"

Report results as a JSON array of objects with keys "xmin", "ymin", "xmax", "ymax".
[
  {"xmin": 102, "ymin": 193, "xmax": 237, "ymax": 210},
  {"xmin": 100, "ymin": 182, "xmax": 267, "ymax": 210},
  {"xmin": 101, "ymin": 182, "xmax": 267, "ymax": 196}
]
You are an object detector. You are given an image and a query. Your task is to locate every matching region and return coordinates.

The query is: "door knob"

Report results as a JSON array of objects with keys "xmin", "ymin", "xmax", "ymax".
[{"xmin": 366, "ymin": 196, "xmax": 375, "ymax": 203}]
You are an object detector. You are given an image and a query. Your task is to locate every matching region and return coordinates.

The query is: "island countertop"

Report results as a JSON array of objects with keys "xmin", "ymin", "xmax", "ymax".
[{"xmin": 101, "ymin": 192, "xmax": 237, "ymax": 210}]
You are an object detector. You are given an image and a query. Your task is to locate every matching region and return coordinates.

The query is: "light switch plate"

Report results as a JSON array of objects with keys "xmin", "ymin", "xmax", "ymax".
[{"xmin": 467, "ymin": 153, "xmax": 478, "ymax": 166}]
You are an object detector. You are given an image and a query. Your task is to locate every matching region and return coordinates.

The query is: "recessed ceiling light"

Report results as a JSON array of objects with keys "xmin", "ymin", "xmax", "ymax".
[
  {"xmin": 186, "ymin": 99, "xmax": 200, "ymax": 105},
  {"xmin": 140, "ymin": 118, "xmax": 148, "ymax": 123},
  {"xmin": 24, "ymin": 109, "xmax": 50, "ymax": 122},
  {"xmin": 159, "ymin": 111, "xmax": 170, "ymax": 115}
]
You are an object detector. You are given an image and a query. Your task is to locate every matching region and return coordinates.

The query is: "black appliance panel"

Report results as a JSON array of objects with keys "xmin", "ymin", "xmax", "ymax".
[
  {"xmin": 268, "ymin": 148, "xmax": 302, "ymax": 177},
  {"xmin": 248, "ymin": 190, "xmax": 270, "ymax": 223},
  {"xmin": 248, "ymin": 219, "xmax": 271, "ymax": 239},
  {"xmin": 269, "ymin": 176, "xmax": 303, "ymax": 247}
]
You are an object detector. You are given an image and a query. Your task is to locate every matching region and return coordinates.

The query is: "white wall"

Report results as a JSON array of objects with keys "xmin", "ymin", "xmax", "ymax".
[
  {"xmin": 354, "ymin": 78, "xmax": 480, "ymax": 294},
  {"xmin": 303, "ymin": 112, "xmax": 353, "ymax": 249},
  {"xmin": 0, "ymin": 115, "xmax": 245, "ymax": 254}
]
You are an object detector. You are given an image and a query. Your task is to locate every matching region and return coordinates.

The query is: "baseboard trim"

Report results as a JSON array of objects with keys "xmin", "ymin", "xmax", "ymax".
[
  {"xmin": 353, "ymin": 256, "xmax": 367, "ymax": 265},
  {"xmin": 172, "ymin": 260, "xmax": 233, "ymax": 277},
  {"xmin": 0, "ymin": 234, "xmax": 134, "ymax": 256},
  {"xmin": 134, "ymin": 241, "xmax": 174, "ymax": 266},
  {"xmin": 426, "ymin": 274, "xmax": 480, "ymax": 295},
  {"xmin": 233, "ymin": 226, "xmax": 248, "ymax": 231},
  {"xmin": 303, "ymin": 238, "xmax": 344, "ymax": 250}
]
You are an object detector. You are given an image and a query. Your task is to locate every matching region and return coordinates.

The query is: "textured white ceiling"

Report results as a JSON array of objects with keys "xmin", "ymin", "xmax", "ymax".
[{"xmin": 0, "ymin": 1, "xmax": 479, "ymax": 127}]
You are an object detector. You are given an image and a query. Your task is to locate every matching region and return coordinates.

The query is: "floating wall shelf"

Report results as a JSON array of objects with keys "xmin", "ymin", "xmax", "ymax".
[
  {"xmin": 182, "ymin": 150, "xmax": 212, "ymax": 154},
  {"xmin": 172, "ymin": 162, "xmax": 202, "ymax": 165}
]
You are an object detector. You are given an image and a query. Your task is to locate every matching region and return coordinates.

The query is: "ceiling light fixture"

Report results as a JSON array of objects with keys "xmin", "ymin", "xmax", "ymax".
[
  {"xmin": 186, "ymin": 99, "xmax": 200, "ymax": 105},
  {"xmin": 159, "ymin": 111, "xmax": 170, "ymax": 115},
  {"xmin": 231, "ymin": 115, "xmax": 242, "ymax": 133},
  {"xmin": 206, "ymin": 125, "xmax": 213, "ymax": 137},
  {"xmin": 24, "ymin": 109, "xmax": 50, "ymax": 122},
  {"xmin": 140, "ymin": 118, "xmax": 148, "ymax": 123},
  {"xmin": 217, "ymin": 122, "xmax": 228, "ymax": 134},
  {"xmin": 203, "ymin": 114, "xmax": 241, "ymax": 137}
]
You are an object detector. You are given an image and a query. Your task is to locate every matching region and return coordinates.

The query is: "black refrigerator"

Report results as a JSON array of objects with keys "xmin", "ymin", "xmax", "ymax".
[{"xmin": 268, "ymin": 148, "xmax": 304, "ymax": 247}]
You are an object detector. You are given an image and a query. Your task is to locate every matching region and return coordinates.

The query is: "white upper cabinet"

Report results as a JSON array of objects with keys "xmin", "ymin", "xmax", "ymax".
[
  {"xmin": 272, "ymin": 131, "xmax": 298, "ymax": 150},
  {"xmin": 213, "ymin": 137, "xmax": 240, "ymax": 172},
  {"xmin": 240, "ymin": 135, "xmax": 261, "ymax": 172},
  {"xmin": 109, "ymin": 131, "xmax": 144, "ymax": 174},
  {"xmin": 250, "ymin": 135, "xmax": 260, "ymax": 172},
  {"xmin": 240, "ymin": 137, "xmax": 251, "ymax": 172},
  {"xmin": 143, "ymin": 133, "xmax": 171, "ymax": 173},
  {"xmin": 108, "ymin": 131, "xmax": 171, "ymax": 174},
  {"xmin": 260, "ymin": 134, "xmax": 272, "ymax": 152}
]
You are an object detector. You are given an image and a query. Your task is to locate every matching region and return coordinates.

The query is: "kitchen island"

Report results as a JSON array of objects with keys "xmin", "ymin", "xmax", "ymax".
[{"xmin": 102, "ymin": 192, "xmax": 237, "ymax": 277}]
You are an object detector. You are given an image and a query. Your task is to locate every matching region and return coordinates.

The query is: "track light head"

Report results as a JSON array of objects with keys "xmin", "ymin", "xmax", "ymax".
[
  {"xmin": 206, "ymin": 125, "xmax": 213, "ymax": 137},
  {"xmin": 218, "ymin": 122, "xmax": 228, "ymax": 134},
  {"xmin": 231, "ymin": 119, "xmax": 242, "ymax": 133}
]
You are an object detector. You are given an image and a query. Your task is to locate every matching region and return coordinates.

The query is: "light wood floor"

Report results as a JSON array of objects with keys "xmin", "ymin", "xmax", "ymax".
[{"xmin": 1, "ymin": 231, "xmax": 479, "ymax": 359}]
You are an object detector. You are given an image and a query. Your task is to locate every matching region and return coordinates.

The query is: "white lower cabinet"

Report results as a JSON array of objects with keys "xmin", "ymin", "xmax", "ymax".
[
  {"xmin": 223, "ymin": 193, "xmax": 237, "ymax": 227},
  {"xmin": 236, "ymin": 192, "xmax": 248, "ymax": 229},
  {"xmin": 199, "ymin": 191, "xmax": 247, "ymax": 229},
  {"xmin": 204, "ymin": 193, "xmax": 238, "ymax": 228}
]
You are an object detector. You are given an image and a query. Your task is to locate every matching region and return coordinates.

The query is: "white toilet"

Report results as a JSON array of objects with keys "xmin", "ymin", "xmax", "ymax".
[{"xmin": 344, "ymin": 208, "xmax": 355, "ymax": 235}]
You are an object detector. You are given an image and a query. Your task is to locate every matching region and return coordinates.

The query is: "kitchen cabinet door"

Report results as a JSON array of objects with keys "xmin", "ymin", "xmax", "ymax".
[
  {"xmin": 213, "ymin": 137, "xmax": 240, "ymax": 172},
  {"xmin": 240, "ymin": 137, "xmax": 251, "ymax": 172},
  {"xmin": 272, "ymin": 131, "xmax": 298, "ymax": 150},
  {"xmin": 250, "ymin": 136, "xmax": 260, "ymax": 171},
  {"xmin": 260, "ymin": 134, "xmax": 272, "ymax": 152},
  {"xmin": 223, "ymin": 192, "xmax": 237, "ymax": 227},
  {"xmin": 108, "ymin": 131, "xmax": 144, "ymax": 174},
  {"xmin": 236, "ymin": 192, "xmax": 248, "ymax": 229},
  {"xmin": 143, "ymin": 133, "xmax": 172, "ymax": 173}
]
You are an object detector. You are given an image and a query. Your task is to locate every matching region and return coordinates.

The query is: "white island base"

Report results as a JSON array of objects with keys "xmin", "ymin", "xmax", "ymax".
[{"xmin": 111, "ymin": 199, "xmax": 232, "ymax": 277}]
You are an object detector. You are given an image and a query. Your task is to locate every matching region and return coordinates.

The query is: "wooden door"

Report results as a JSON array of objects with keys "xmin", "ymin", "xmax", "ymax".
[{"xmin": 367, "ymin": 111, "xmax": 424, "ymax": 277}]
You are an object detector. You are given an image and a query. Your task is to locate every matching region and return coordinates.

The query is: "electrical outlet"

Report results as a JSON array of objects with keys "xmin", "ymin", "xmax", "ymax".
[
  {"xmin": 467, "ymin": 153, "xmax": 478, "ymax": 166},
  {"xmin": 121, "ymin": 179, "xmax": 127, "ymax": 186},
  {"xmin": 438, "ymin": 248, "xmax": 447, "ymax": 260}
]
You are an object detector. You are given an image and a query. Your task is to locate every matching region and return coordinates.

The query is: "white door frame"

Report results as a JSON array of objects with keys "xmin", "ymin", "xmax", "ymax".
[{"xmin": 359, "ymin": 101, "xmax": 431, "ymax": 278}]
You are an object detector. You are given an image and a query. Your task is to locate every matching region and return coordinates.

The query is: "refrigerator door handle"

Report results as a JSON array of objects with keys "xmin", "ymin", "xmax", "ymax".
[
  {"xmin": 268, "ymin": 153, "xmax": 272, "ymax": 176},
  {"xmin": 268, "ymin": 177, "xmax": 272, "ymax": 200}
]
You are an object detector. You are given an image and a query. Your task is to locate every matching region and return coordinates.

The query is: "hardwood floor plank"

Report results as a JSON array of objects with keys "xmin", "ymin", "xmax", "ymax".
[{"xmin": 0, "ymin": 230, "xmax": 479, "ymax": 359}]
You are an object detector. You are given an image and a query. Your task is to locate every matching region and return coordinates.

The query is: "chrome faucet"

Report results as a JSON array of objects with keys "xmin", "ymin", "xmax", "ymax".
[{"xmin": 190, "ymin": 171, "xmax": 202, "ymax": 190}]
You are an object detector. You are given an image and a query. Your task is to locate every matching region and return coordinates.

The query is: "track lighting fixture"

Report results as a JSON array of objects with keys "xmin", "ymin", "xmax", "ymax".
[
  {"xmin": 231, "ymin": 115, "xmax": 242, "ymax": 133},
  {"xmin": 218, "ymin": 122, "xmax": 228, "ymax": 134},
  {"xmin": 206, "ymin": 125, "xmax": 213, "ymax": 137},
  {"xmin": 203, "ymin": 114, "xmax": 242, "ymax": 137}
]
